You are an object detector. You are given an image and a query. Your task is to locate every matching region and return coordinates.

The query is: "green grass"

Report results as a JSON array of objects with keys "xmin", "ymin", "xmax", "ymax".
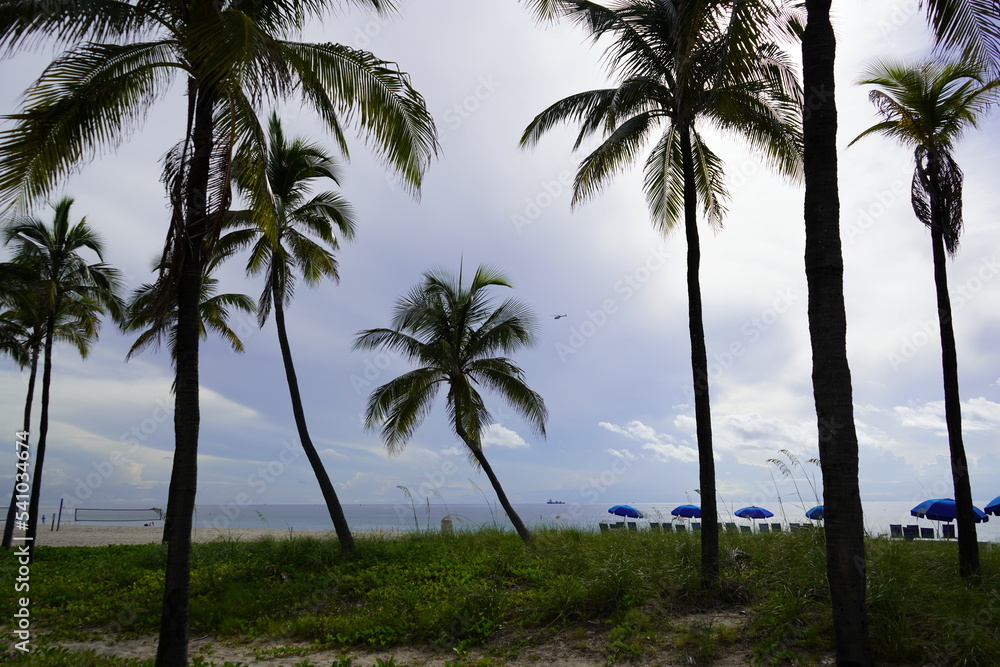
[{"xmin": 1, "ymin": 528, "xmax": 998, "ymax": 665}]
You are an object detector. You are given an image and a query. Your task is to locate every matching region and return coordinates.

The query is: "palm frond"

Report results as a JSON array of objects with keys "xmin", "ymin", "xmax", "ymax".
[
  {"xmin": 281, "ymin": 41, "xmax": 437, "ymax": 196},
  {"xmin": 0, "ymin": 41, "xmax": 179, "ymax": 208}
]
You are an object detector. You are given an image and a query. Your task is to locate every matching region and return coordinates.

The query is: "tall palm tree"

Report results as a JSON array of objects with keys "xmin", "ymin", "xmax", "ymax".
[
  {"xmin": 520, "ymin": 0, "xmax": 801, "ymax": 582},
  {"xmin": 793, "ymin": 1, "xmax": 997, "ymax": 663},
  {"xmin": 1, "ymin": 197, "xmax": 122, "ymax": 560},
  {"xmin": 850, "ymin": 59, "xmax": 1000, "ymax": 580},
  {"xmin": 353, "ymin": 265, "xmax": 548, "ymax": 545},
  {"xmin": 0, "ymin": 270, "xmax": 99, "ymax": 549},
  {"xmin": 224, "ymin": 112, "xmax": 358, "ymax": 552},
  {"xmin": 0, "ymin": 2, "xmax": 436, "ymax": 662}
]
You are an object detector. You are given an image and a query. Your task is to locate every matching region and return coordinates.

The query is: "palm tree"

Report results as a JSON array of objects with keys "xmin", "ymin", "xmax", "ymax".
[
  {"xmin": 792, "ymin": 1, "xmax": 997, "ymax": 663},
  {"xmin": 224, "ymin": 112, "xmax": 358, "ymax": 552},
  {"xmin": 850, "ymin": 59, "xmax": 1000, "ymax": 580},
  {"xmin": 353, "ymin": 265, "xmax": 548, "ymax": 545},
  {"xmin": 1, "ymin": 197, "xmax": 122, "ymax": 561},
  {"xmin": 0, "ymin": 269, "xmax": 99, "ymax": 549},
  {"xmin": 0, "ymin": 2, "xmax": 436, "ymax": 661},
  {"xmin": 122, "ymin": 259, "xmax": 257, "ymax": 363},
  {"xmin": 122, "ymin": 253, "xmax": 257, "ymax": 545},
  {"xmin": 519, "ymin": 0, "xmax": 801, "ymax": 582}
]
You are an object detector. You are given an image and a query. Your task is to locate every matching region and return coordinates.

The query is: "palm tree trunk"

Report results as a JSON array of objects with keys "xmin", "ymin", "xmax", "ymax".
[
  {"xmin": 272, "ymin": 283, "xmax": 355, "ymax": 553},
  {"xmin": 3, "ymin": 344, "xmax": 38, "ymax": 550},
  {"xmin": 679, "ymin": 121, "xmax": 718, "ymax": 585},
  {"xmin": 155, "ymin": 83, "xmax": 214, "ymax": 667},
  {"xmin": 24, "ymin": 317, "xmax": 55, "ymax": 564},
  {"xmin": 802, "ymin": 2, "xmax": 873, "ymax": 664},
  {"xmin": 457, "ymin": 428, "xmax": 531, "ymax": 544},
  {"xmin": 929, "ymin": 225, "xmax": 979, "ymax": 579}
]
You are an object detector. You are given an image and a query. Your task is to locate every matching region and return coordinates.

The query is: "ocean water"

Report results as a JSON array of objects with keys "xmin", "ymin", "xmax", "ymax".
[{"xmin": 50, "ymin": 499, "xmax": 1000, "ymax": 542}]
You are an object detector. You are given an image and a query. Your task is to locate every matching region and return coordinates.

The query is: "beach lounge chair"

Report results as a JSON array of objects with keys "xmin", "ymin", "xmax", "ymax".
[
  {"xmin": 692, "ymin": 522, "xmax": 702, "ymax": 531},
  {"xmin": 599, "ymin": 523, "xmax": 610, "ymax": 533},
  {"xmin": 675, "ymin": 524, "xmax": 686, "ymax": 533},
  {"xmin": 627, "ymin": 522, "xmax": 638, "ymax": 531},
  {"xmin": 662, "ymin": 523, "xmax": 674, "ymax": 532},
  {"xmin": 771, "ymin": 523, "xmax": 782, "ymax": 532},
  {"xmin": 725, "ymin": 522, "xmax": 738, "ymax": 532},
  {"xmin": 758, "ymin": 523, "xmax": 770, "ymax": 533},
  {"xmin": 890, "ymin": 524, "xmax": 903, "ymax": 538},
  {"xmin": 740, "ymin": 525, "xmax": 752, "ymax": 534},
  {"xmin": 649, "ymin": 522, "xmax": 660, "ymax": 531},
  {"xmin": 942, "ymin": 524, "xmax": 955, "ymax": 539},
  {"xmin": 610, "ymin": 522, "xmax": 623, "ymax": 530},
  {"xmin": 903, "ymin": 525, "xmax": 918, "ymax": 540},
  {"xmin": 920, "ymin": 527, "xmax": 934, "ymax": 539}
]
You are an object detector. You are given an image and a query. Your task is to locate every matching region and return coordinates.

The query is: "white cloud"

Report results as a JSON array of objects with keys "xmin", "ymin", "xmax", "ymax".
[
  {"xmin": 600, "ymin": 420, "xmax": 698, "ymax": 463},
  {"xmin": 604, "ymin": 447, "xmax": 637, "ymax": 461},
  {"xmin": 895, "ymin": 398, "xmax": 1000, "ymax": 435},
  {"xmin": 321, "ymin": 448, "xmax": 350, "ymax": 461},
  {"xmin": 481, "ymin": 424, "xmax": 529, "ymax": 448},
  {"xmin": 642, "ymin": 442, "xmax": 699, "ymax": 464}
]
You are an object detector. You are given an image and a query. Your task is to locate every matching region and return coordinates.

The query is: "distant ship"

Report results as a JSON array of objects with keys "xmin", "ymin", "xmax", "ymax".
[{"xmin": 546, "ymin": 499, "xmax": 566, "ymax": 504}]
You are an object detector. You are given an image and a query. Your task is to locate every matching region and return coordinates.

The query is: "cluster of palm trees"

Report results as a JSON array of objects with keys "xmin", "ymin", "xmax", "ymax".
[{"xmin": 0, "ymin": 1, "xmax": 997, "ymax": 665}]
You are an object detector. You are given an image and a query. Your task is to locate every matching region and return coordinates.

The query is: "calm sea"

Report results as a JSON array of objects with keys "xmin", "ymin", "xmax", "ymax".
[{"xmin": 46, "ymin": 500, "xmax": 1000, "ymax": 542}]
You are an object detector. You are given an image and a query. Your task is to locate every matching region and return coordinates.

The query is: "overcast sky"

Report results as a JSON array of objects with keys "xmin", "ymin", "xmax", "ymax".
[{"xmin": 1, "ymin": 1, "xmax": 998, "ymax": 522}]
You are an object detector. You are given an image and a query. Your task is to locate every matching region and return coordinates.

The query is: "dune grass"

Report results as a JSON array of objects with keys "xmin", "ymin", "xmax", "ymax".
[{"xmin": 1, "ymin": 527, "xmax": 998, "ymax": 665}]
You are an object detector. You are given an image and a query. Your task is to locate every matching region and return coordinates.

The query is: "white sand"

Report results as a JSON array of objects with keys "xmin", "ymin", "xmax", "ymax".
[{"xmin": 4, "ymin": 523, "xmax": 352, "ymax": 547}]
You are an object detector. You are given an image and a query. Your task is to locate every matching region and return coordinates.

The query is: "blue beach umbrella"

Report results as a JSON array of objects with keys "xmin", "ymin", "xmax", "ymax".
[
  {"xmin": 608, "ymin": 505, "xmax": 644, "ymax": 519},
  {"xmin": 986, "ymin": 496, "xmax": 1000, "ymax": 516},
  {"xmin": 670, "ymin": 504, "xmax": 702, "ymax": 519},
  {"xmin": 910, "ymin": 498, "xmax": 989, "ymax": 523},
  {"xmin": 735, "ymin": 506, "xmax": 774, "ymax": 520},
  {"xmin": 805, "ymin": 505, "xmax": 824, "ymax": 521}
]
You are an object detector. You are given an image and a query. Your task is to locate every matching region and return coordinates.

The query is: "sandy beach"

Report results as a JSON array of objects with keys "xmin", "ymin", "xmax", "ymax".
[{"xmin": 4, "ymin": 523, "xmax": 354, "ymax": 547}]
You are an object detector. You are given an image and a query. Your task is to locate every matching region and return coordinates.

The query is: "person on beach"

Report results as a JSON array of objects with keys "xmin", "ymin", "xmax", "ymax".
[{"xmin": 41, "ymin": 515, "xmax": 46, "ymax": 524}]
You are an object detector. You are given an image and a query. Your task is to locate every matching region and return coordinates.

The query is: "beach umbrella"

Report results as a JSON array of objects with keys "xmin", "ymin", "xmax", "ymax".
[
  {"xmin": 910, "ymin": 498, "xmax": 989, "ymax": 523},
  {"xmin": 670, "ymin": 504, "xmax": 702, "ymax": 519},
  {"xmin": 608, "ymin": 505, "xmax": 644, "ymax": 519},
  {"xmin": 986, "ymin": 496, "xmax": 1000, "ymax": 516},
  {"xmin": 805, "ymin": 505, "xmax": 824, "ymax": 521},
  {"xmin": 735, "ymin": 506, "xmax": 774, "ymax": 520}
]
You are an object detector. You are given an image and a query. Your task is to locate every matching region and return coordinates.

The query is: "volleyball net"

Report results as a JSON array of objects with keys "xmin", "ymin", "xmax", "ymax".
[{"xmin": 73, "ymin": 507, "xmax": 162, "ymax": 523}]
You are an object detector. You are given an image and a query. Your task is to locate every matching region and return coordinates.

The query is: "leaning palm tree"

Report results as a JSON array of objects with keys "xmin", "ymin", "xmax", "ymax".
[
  {"xmin": 354, "ymin": 265, "xmax": 548, "ymax": 545},
  {"xmin": 520, "ymin": 0, "xmax": 801, "ymax": 582},
  {"xmin": 0, "ymin": 1, "xmax": 436, "ymax": 661},
  {"xmin": 1, "ymin": 197, "xmax": 122, "ymax": 559},
  {"xmin": 850, "ymin": 58, "xmax": 1000, "ymax": 580},
  {"xmin": 224, "ymin": 112, "xmax": 358, "ymax": 552}
]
